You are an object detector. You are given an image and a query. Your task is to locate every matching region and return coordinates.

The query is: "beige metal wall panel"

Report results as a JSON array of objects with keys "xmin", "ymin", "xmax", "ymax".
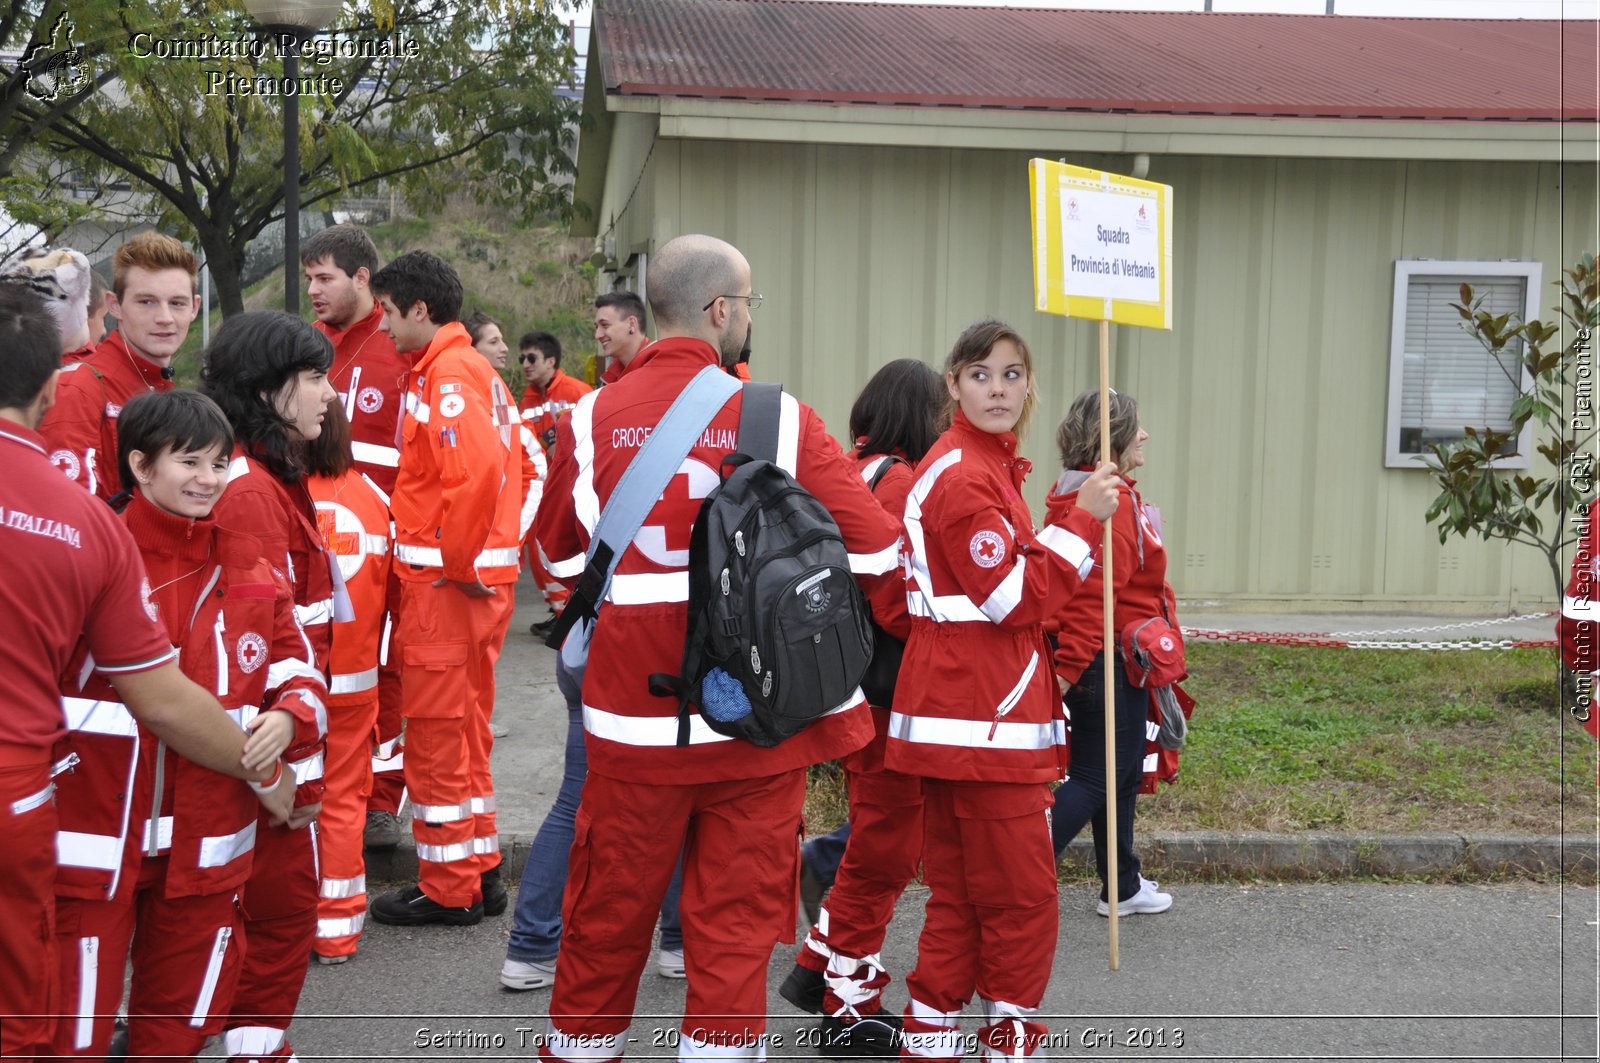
[{"xmin": 595, "ymin": 130, "xmax": 1595, "ymax": 607}]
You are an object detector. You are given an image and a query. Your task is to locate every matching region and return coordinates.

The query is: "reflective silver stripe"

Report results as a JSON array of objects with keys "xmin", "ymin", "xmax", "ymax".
[
  {"xmin": 583, "ymin": 694, "xmax": 858, "ymax": 748},
  {"xmin": 470, "ymin": 795, "xmax": 496, "ymax": 814},
  {"xmin": 143, "ymin": 815, "xmax": 174, "ymax": 853},
  {"xmin": 320, "ymin": 873, "xmax": 366, "ymax": 899},
  {"xmin": 543, "ymin": 1021, "xmax": 624, "ymax": 1063},
  {"xmin": 75, "ymin": 937, "xmax": 98, "ymax": 1050},
  {"xmin": 361, "ymin": 533, "xmax": 390, "ymax": 555},
  {"xmin": 197, "ymin": 820, "xmax": 258, "ymax": 868},
  {"xmin": 907, "ymin": 589, "xmax": 988, "ymax": 623},
  {"xmin": 213, "ymin": 612, "xmax": 229, "ymax": 699},
  {"xmin": 266, "ymin": 658, "xmax": 323, "ymax": 690},
  {"xmin": 393, "ymin": 544, "xmax": 520, "ymax": 569},
  {"xmin": 472, "ymin": 835, "xmax": 500, "ymax": 855},
  {"xmin": 546, "ymin": 550, "xmax": 586, "ymax": 579},
  {"xmin": 776, "ymin": 391, "xmax": 801, "ymax": 474},
  {"xmin": 570, "ymin": 391, "xmax": 600, "ymax": 537},
  {"xmin": 415, "ymin": 839, "xmax": 475, "ymax": 863},
  {"xmin": 226, "ymin": 456, "xmax": 251, "ymax": 481},
  {"xmin": 681, "ymin": 1032, "xmax": 768, "ymax": 1060},
  {"xmin": 608, "ymin": 571, "xmax": 689, "ymax": 604},
  {"xmin": 317, "ymin": 914, "xmax": 365, "ymax": 938},
  {"xmin": 1143, "ymin": 751, "xmax": 1159, "ymax": 774},
  {"xmin": 1035, "ymin": 523, "xmax": 1095, "ymax": 578},
  {"xmin": 910, "ymin": 998, "xmax": 962, "ymax": 1025},
  {"xmin": 350, "ymin": 440, "xmax": 400, "ymax": 467},
  {"xmin": 295, "ymin": 598, "xmax": 334, "ymax": 626},
  {"xmin": 888, "ymin": 711, "xmax": 1062, "ymax": 751},
  {"xmin": 413, "ymin": 800, "xmax": 473, "ymax": 824},
  {"xmin": 59, "ymin": 832, "xmax": 120, "ymax": 870},
  {"xmin": 1564, "ymin": 594, "xmax": 1595, "ymax": 619},
  {"xmin": 221, "ymin": 1026, "xmax": 285, "ymax": 1057},
  {"xmin": 190, "ymin": 926, "xmax": 232, "ymax": 1027},
  {"xmin": 291, "ymin": 752, "xmax": 325, "ymax": 785},
  {"xmin": 406, "ymin": 393, "xmax": 431, "ymax": 424},
  {"xmin": 860, "ymin": 456, "xmax": 891, "ymax": 483},
  {"xmin": 302, "ymin": 690, "xmax": 329, "ymax": 739},
  {"xmin": 11, "ymin": 782, "xmax": 53, "ymax": 815},
  {"xmin": 979, "ymin": 558, "xmax": 1027, "ymax": 623},
  {"xmin": 848, "ymin": 541, "xmax": 899, "ymax": 576},
  {"xmin": 372, "ymin": 750, "xmax": 403, "ymax": 772},
  {"xmin": 62, "ymin": 696, "xmax": 138, "ymax": 737},
  {"xmin": 331, "ymin": 666, "xmax": 379, "ymax": 694},
  {"xmin": 905, "ymin": 449, "xmax": 970, "ymax": 621}
]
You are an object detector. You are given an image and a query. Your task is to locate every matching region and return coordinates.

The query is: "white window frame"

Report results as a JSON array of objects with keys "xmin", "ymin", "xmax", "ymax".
[{"xmin": 1384, "ymin": 259, "xmax": 1542, "ymax": 470}]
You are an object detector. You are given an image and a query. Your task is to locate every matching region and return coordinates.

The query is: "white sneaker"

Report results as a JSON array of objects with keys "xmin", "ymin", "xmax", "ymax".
[
  {"xmin": 1097, "ymin": 875, "xmax": 1172, "ymax": 917},
  {"xmin": 656, "ymin": 947, "xmax": 686, "ymax": 979},
  {"xmin": 500, "ymin": 957, "xmax": 557, "ymax": 991}
]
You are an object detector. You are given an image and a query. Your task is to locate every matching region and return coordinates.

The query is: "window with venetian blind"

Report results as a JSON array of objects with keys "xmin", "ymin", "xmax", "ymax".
[{"xmin": 1385, "ymin": 260, "xmax": 1541, "ymax": 470}]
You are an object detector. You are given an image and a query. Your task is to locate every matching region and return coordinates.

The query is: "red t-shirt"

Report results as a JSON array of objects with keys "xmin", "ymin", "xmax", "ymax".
[{"xmin": 0, "ymin": 418, "xmax": 174, "ymax": 752}]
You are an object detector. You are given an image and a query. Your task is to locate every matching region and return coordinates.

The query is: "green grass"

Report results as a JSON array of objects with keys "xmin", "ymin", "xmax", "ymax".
[{"xmin": 803, "ymin": 643, "xmax": 1598, "ymax": 838}]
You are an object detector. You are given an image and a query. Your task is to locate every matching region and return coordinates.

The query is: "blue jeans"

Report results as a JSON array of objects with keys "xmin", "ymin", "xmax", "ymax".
[
  {"xmin": 1050, "ymin": 653, "xmax": 1146, "ymax": 904},
  {"xmin": 507, "ymin": 655, "xmax": 683, "ymax": 962}
]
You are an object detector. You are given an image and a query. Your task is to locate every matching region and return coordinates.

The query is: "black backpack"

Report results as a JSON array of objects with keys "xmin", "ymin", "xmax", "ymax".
[
  {"xmin": 650, "ymin": 383, "xmax": 875, "ymax": 748},
  {"xmin": 858, "ymin": 455, "xmax": 907, "ymax": 707}
]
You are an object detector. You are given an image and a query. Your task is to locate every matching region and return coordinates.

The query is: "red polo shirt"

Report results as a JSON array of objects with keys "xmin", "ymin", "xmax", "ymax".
[{"xmin": 0, "ymin": 417, "xmax": 174, "ymax": 753}]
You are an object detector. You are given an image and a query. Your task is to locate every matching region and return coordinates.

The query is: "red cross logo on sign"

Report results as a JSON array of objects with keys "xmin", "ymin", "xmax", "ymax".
[
  {"xmin": 635, "ymin": 459, "xmax": 719, "ymax": 567},
  {"xmin": 236, "ymin": 632, "xmax": 268, "ymax": 674}
]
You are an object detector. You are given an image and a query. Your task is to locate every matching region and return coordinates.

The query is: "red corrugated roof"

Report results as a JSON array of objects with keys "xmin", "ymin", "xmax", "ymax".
[{"xmin": 596, "ymin": 0, "xmax": 1597, "ymax": 122}]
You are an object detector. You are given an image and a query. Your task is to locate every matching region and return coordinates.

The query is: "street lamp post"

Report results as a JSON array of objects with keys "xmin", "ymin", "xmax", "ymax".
[{"xmin": 243, "ymin": 0, "xmax": 341, "ymax": 316}]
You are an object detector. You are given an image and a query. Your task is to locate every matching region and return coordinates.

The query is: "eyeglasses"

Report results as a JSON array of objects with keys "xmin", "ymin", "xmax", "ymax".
[{"xmin": 701, "ymin": 293, "xmax": 763, "ymax": 313}]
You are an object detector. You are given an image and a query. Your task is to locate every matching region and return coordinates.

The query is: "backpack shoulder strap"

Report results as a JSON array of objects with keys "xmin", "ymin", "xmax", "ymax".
[
  {"xmin": 737, "ymin": 381, "xmax": 783, "ymax": 463},
  {"xmin": 865, "ymin": 454, "xmax": 906, "ymax": 492},
  {"xmin": 545, "ymin": 365, "xmax": 740, "ymax": 649}
]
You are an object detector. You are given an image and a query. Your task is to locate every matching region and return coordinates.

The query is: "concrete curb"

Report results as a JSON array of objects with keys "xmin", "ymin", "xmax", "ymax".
[{"xmin": 362, "ymin": 830, "xmax": 1597, "ymax": 885}]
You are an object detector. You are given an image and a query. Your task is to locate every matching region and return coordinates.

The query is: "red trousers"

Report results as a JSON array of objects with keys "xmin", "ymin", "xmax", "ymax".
[
  {"xmin": 797, "ymin": 765, "xmax": 924, "ymax": 1016},
  {"xmin": 0, "ymin": 757, "xmax": 58, "ymax": 1061},
  {"xmin": 900, "ymin": 781, "xmax": 1057, "ymax": 1063},
  {"xmin": 53, "ymin": 858, "xmax": 244, "ymax": 1059},
  {"xmin": 316, "ymin": 691, "xmax": 378, "ymax": 958},
  {"xmin": 398, "ymin": 581, "xmax": 508, "ymax": 907},
  {"xmin": 225, "ymin": 818, "xmax": 317, "ymax": 1059},
  {"xmin": 541, "ymin": 768, "xmax": 805, "ymax": 1063}
]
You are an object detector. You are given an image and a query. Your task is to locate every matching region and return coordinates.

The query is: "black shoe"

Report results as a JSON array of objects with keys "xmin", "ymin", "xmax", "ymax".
[
  {"xmin": 530, "ymin": 615, "xmax": 557, "ymax": 637},
  {"xmin": 369, "ymin": 884, "xmax": 483, "ymax": 926},
  {"xmin": 779, "ymin": 962, "xmax": 825, "ymax": 1014},
  {"xmin": 821, "ymin": 1012, "xmax": 902, "ymax": 1059},
  {"xmin": 481, "ymin": 866, "xmax": 508, "ymax": 917}
]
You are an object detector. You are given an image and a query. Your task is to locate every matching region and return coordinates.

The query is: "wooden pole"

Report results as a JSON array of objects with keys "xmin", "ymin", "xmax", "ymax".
[{"xmin": 1098, "ymin": 316, "xmax": 1120, "ymax": 971}]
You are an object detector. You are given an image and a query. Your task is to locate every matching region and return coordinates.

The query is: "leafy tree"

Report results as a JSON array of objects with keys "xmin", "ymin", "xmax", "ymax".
[
  {"xmin": 10, "ymin": 0, "xmax": 578, "ymax": 313},
  {"xmin": 1423, "ymin": 254, "xmax": 1600, "ymax": 602}
]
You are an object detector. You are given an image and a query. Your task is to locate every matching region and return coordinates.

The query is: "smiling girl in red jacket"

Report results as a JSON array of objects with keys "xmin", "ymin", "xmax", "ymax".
[
  {"xmin": 51, "ymin": 390, "xmax": 320, "ymax": 1059},
  {"xmin": 884, "ymin": 321, "xmax": 1119, "ymax": 1062}
]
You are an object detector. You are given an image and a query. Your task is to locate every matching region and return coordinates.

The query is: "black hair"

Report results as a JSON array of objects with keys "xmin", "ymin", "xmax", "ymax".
[
  {"xmin": 369, "ymin": 250, "xmax": 463, "ymax": 324},
  {"xmin": 849, "ymin": 358, "xmax": 944, "ymax": 463},
  {"xmin": 299, "ymin": 223, "xmax": 379, "ymax": 278},
  {"xmin": 117, "ymin": 389, "xmax": 234, "ymax": 493},
  {"xmin": 595, "ymin": 290, "xmax": 645, "ymax": 328},
  {"xmin": 519, "ymin": 329, "xmax": 561, "ymax": 368},
  {"xmin": 0, "ymin": 285, "xmax": 59, "ymax": 409},
  {"xmin": 199, "ymin": 311, "xmax": 333, "ymax": 484}
]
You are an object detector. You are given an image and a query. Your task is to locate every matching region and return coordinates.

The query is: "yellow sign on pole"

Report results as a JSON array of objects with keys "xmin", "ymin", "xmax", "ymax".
[{"xmin": 1029, "ymin": 159, "xmax": 1173, "ymax": 329}]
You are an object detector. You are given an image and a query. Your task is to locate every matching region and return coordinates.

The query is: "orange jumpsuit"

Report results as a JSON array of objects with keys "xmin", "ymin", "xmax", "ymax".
[
  {"xmin": 393, "ymin": 322, "xmax": 522, "ymax": 907},
  {"xmin": 308, "ymin": 470, "xmax": 393, "ymax": 960}
]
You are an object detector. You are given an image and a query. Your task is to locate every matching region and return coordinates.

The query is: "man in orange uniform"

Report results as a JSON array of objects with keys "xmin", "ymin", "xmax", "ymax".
[
  {"xmin": 367, "ymin": 251, "xmax": 521, "ymax": 925},
  {"xmin": 517, "ymin": 331, "xmax": 591, "ymax": 634},
  {"xmin": 40, "ymin": 232, "xmax": 197, "ymax": 500},
  {"xmin": 302, "ymin": 224, "xmax": 411, "ymax": 851},
  {"xmin": 308, "ymin": 408, "xmax": 394, "ymax": 963}
]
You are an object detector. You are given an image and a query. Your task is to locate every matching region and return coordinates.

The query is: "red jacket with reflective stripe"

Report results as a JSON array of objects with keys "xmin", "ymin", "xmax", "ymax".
[
  {"xmin": 316, "ymin": 302, "xmax": 409, "ymax": 495},
  {"xmin": 883, "ymin": 412, "xmax": 1102, "ymax": 784},
  {"xmin": 393, "ymin": 324, "xmax": 523, "ymax": 585},
  {"xmin": 39, "ymin": 331, "xmax": 173, "ymax": 500},
  {"xmin": 847, "ymin": 449, "xmax": 915, "ymax": 775},
  {"xmin": 54, "ymin": 494, "xmax": 328, "ymax": 901},
  {"xmin": 535, "ymin": 338, "xmax": 902, "ymax": 786},
  {"xmin": 309, "ymin": 471, "xmax": 393, "ymax": 700},
  {"xmin": 521, "ymin": 368, "xmax": 592, "ymax": 454}
]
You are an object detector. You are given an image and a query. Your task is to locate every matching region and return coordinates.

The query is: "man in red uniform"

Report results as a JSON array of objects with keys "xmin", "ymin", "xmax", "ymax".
[
  {"xmin": 593, "ymin": 289, "xmax": 649, "ymax": 386},
  {"xmin": 0, "ymin": 286, "xmax": 293, "ymax": 1060},
  {"xmin": 367, "ymin": 251, "xmax": 522, "ymax": 926},
  {"xmin": 40, "ymin": 232, "xmax": 197, "ymax": 500},
  {"xmin": 518, "ymin": 330, "xmax": 591, "ymax": 632},
  {"xmin": 534, "ymin": 235, "xmax": 903, "ymax": 1062},
  {"xmin": 302, "ymin": 223, "xmax": 411, "ymax": 849}
]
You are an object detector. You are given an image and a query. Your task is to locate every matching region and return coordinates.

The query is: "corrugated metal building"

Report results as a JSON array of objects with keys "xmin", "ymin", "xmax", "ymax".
[{"xmin": 572, "ymin": 0, "xmax": 1599, "ymax": 609}]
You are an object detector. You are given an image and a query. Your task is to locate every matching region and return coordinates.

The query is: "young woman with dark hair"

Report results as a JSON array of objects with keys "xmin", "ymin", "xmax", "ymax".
[
  {"xmin": 1045, "ymin": 388, "xmax": 1181, "ymax": 918},
  {"xmin": 782, "ymin": 358, "xmax": 943, "ymax": 1049},
  {"xmin": 200, "ymin": 310, "xmax": 339, "ymax": 1063},
  {"xmin": 883, "ymin": 321, "xmax": 1119, "ymax": 1061},
  {"xmin": 51, "ymin": 389, "xmax": 321, "ymax": 1060}
]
